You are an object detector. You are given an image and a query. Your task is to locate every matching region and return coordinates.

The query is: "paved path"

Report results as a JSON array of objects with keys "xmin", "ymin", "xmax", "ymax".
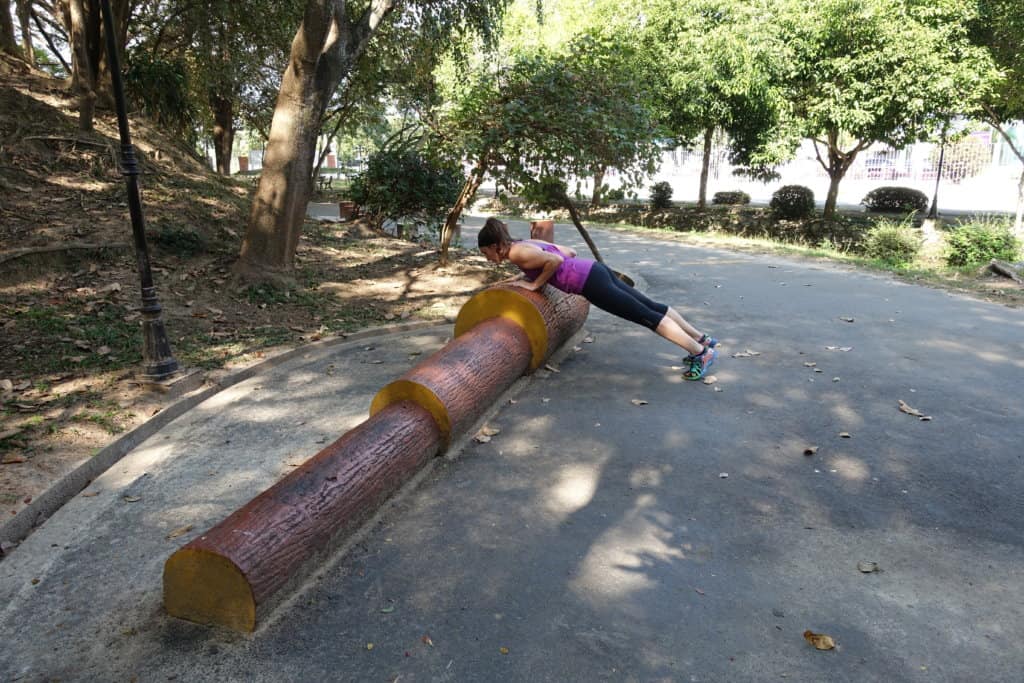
[{"xmin": 2, "ymin": 216, "xmax": 1023, "ymax": 682}]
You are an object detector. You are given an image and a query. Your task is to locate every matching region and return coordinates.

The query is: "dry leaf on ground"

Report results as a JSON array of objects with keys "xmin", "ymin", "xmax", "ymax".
[
  {"xmin": 702, "ymin": 375, "xmax": 718, "ymax": 385},
  {"xmin": 543, "ymin": 363, "xmax": 560, "ymax": 373},
  {"xmin": 165, "ymin": 524, "xmax": 193, "ymax": 540},
  {"xmin": 839, "ymin": 316, "xmax": 855, "ymax": 323},
  {"xmin": 838, "ymin": 432, "xmax": 852, "ymax": 438},
  {"xmin": 898, "ymin": 400, "xmax": 926, "ymax": 418},
  {"xmin": 732, "ymin": 349, "xmax": 761, "ymax": 358},
  {"xmin": 857, "ymin": 561, "xmax": 879, "ymax": 573},
  {"xmin": 630, "ymin": 399, "xmax": 649, "ymax": 406},
  {"xmin": 803, "ymin": 630, "xmax": 836, "ymax": 650},
  {"xmin": 803, "ymin": 446, "xmax": 818, "ymax": 456}
]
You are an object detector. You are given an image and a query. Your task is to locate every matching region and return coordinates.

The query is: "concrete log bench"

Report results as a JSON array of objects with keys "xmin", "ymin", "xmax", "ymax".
[{"xmin": 163, "ymin": 284, "xmax": 589, "ymax": 632}]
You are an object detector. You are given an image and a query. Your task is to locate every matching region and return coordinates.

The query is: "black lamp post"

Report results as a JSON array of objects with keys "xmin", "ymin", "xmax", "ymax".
[{"xmin": 100, "ymin": 0, "xmax": 179, "ymax": 380}]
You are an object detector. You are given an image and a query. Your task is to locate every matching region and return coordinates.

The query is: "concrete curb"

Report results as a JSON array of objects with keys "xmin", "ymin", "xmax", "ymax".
[{"xmin": 0, "ymin": 318, "xmax": 450, "ymax": 553}]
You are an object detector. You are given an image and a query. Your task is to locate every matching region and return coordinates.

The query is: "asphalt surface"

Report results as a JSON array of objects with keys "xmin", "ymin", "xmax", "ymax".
[{"xmin": 2, "ymin": 214, "xmax": 1023, "ymax": 682}]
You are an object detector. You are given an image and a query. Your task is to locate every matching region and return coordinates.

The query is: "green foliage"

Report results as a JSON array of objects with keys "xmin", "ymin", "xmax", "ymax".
[
  {"xmin": 770, "ymin": 185, "xmax": 815, "ymax": 219},
  {"xmin": 862, "ymin": 186, "xmax": 929, "ymax": 213},
  {"xmin": 635, "ymin": 0, "xmax": 796, "ymax": 178},
  {"xmin": 944, "ymin": 218, "xmax": 1022, "ymax": 266},
  {"xmin": 349, "ymin": 150, "xmax": 463, "ymax": 226},
  {"xmin": 712, "ymin": 190, "xmax": 751, "ymax": 205},
  {"xmin": 124, "ymin": 52, "xmax": 196, "ymax": 142},
  {"xmin": 862, "ymin": 219, "xmax": 923, "ymax": 266},
  {"xmin": 649, "ymin": 181, "xmax": 674, "ymax": 209},
  {"xmin": 152, "ymin": 226, "xmax": 204, "ymax": 256},
  {"xmin": 520, "ymin": 176, "xmax": 569, "ymax": 211},
  {"xmin": 605, "ymin": 187, "xmax": 626, "ymax": 201},
  {"xmin": 434, "ymin": 33, "xmax": 660, "ymax": 203}
]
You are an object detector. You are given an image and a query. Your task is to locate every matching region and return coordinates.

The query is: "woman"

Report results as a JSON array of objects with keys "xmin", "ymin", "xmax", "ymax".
[{"xmin": 477, "ymin": 217, "xmax": 718, "ymax": 380}]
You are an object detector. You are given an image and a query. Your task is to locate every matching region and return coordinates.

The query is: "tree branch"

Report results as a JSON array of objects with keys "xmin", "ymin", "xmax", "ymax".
[
  {"xmin": 985, "ymin": 104, "xmax": 1024, "ymax": 165},
  {"xmin": 30, "ymin": 8, "xmax": 71, "ymax": 73}
]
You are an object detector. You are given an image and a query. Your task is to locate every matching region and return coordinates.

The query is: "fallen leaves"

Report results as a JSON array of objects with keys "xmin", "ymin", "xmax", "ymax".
[
  {"xmin": 838, "ymin": 432, "xmax": 852, "ymax": 439},
  {"xmin": 543, "ymin": 363, "xmax": 560, "ymax": 373},
  {"xmin": 803, "ymin": 446, "xmax": 818, "ymax": 456},
  {"xmin": 825, "ymin": 346, "xmax": 853, "ymax": 352},
  {"xmin": 898, "ymin": 400, "xmax": 932, "ymax": 421},
  {"xmin": 630, "ymin": 399, "xmax": 649, "ymax": 406},
  {"xmin": 473, "ymin": 425, "xmax": 501, "ymax": 443},
  {"xmin": 857, "ymin": 561, "xmax": 879, "ymax": 573},
  {"xmin": 803, "ymin": 630, "xmax": 836, "ymax": 650},
  {"xmin": 731, "ymin": 349, "xmax": 761, "ymax": 358},
  {"xmin": 702, "ymin": 375, "xmax": 718, "ymax": 385},
  {"xmin": 165, "ymin": 524, "xmax": 193, "ymax": 540},
  {"xmin": 2, "ymin": 453, "xmax": 27, "ymax": 464}
]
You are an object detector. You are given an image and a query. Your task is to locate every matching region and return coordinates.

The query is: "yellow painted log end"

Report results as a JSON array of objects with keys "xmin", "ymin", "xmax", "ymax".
[
  {"xmin": 454, "ymin": 288, "xmax": 548, "ymax": 370},
  {"xmin": 164, "ymin": 547, "xmax": 256, "ymax": 633},
  {"xmin": 370, "ymin": 379, "xmax": 451, "ymax": 446}
]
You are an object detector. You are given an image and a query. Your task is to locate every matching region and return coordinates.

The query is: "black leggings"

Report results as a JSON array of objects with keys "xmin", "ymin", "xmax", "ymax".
[{"xmin": 580, "ymin": 262, "xmax": 669, "ymax": 331}]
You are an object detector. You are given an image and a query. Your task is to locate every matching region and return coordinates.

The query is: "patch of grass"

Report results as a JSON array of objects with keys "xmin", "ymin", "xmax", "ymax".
[{"xmin": 10, "ymin": 305, "xmax": 139, "ymax": 375}]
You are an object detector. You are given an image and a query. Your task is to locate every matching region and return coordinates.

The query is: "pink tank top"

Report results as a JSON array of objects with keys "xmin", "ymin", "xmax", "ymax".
[{"xmin": 519, "ymin": 241, "xmax": 594, "ymax": 294}]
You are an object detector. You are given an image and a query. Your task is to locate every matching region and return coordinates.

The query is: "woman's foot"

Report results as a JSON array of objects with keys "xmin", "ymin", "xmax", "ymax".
[{"xmin": 684, "ymin": 347, "xmax": 717, "ymax": 381}]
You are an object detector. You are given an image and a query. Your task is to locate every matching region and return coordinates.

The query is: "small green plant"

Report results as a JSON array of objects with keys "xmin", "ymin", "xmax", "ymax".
[
  {"xmin": 649, "ymin": 181, "xmax": 674, "ymax": 209},
  {"xmin": 770, "ymin": 185, "xmax": 815, "ymax": 219},
  {"xmin": 605, "ymin": 187, "xmax": 626, "ymax": 202},
  {"xmin": 944, "ymin": 217, "xmax": 1022, "ymax": 266},
  {"xmin": 151, "ymin": 226, "xmax": 203, "ymax": 256},
  {"xmin": 862, "ymin": 219, "xmax": 923, "ymax": 266},
  {"xmin": 712, "ymin": 191, "xmax": 751, "ymax": 205},
  {"xmin": 862, "ymin": 186, "xmax": 929, "ymax": 213}
]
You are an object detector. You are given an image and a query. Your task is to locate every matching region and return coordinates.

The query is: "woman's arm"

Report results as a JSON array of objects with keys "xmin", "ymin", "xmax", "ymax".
[{"xmin": 508, "ymin": 243, "xmax": 563, "ymax": 291}]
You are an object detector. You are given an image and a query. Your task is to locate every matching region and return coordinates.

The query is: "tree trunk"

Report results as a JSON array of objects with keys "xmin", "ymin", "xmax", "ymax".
[
  {"xmin": 439, "ymin": 159, "xmax": 486, "ymax": 265},
  {"xmin": 211, "ymin": 94, "xmax": 235, "ymax": 175},
  {"xmin": 560, "ymin": 193, "xmax": 604, "ymax": 263},
  {"xmin": 65, "ymin": 0, "xmax": 98, "ymax": 131},
  {"xmin": 1014, "ymin": 168, "xmax": 1023, "ymax": 237},
  {"xmin": 236, "ymin": 0, "xmax": 398, "ymax": 284},
  {"xmin": 698, "ymin": 126, "xmax": 714, "ymax": 209},
  {"xmin": 813, "ymin": 132, "xmax": 861, "ymax": 221},
  {"xmin": 0, "ymin": 0, "xmax": 18, "ymax": 57},
  {"xmin": 590, "ymin": 165, "xmax": 605, "ymax": 208},
  {"xmin": 823, "ymin": 173, "xmax": 842, "ymax": 220},
  {"xmin": 16, "ymin": 0, "xmax": 34, "ymax": 66}
]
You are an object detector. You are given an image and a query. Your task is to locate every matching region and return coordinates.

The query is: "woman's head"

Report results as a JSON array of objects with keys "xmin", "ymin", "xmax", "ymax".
[{"xmin": 478, "ymin": 217, "xmax": 512, "ymax": 263}]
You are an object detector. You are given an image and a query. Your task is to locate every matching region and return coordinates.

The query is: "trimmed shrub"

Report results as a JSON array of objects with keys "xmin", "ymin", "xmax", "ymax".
[
  {"xmin": 770, "ymin": 185, "xmax": 815, "ymax": 219},
  {"xmin": 349, "ymin": 150, "xmax": 462, "ymax": 229},
  {"xmin": 944, "ymin": 219, "xmax": 1022, "ymax": 266},
  {"xmin": 712, "ymin": 191, "xmax": 751, "ymax": 205},
  {"xmin": 649, "ymin": 181, "xmax": 674, "ymax": 209},
  {"xmin": 862, "ymin": 220, "xmax": 922, "ymax": 266},
  {"xmin": 862, "ymin": 186, "xmax": 929, "ymax": 213}
]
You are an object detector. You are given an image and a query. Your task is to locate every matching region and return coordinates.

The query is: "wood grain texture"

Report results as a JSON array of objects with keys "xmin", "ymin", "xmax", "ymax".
[
  {"xmin": 371, "ymin": 317, "xmax": 532, "ymax": 447},
  {"xmin": 453, "ymin": 284, "xmax": 589, "ymax": 369},
  {"xmin": 164, "ymin": 401, "xmax": 442, "ymax": 631}
]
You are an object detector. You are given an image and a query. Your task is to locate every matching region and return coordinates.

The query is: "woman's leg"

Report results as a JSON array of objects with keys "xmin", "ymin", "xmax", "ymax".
[
  {"xmin": 582, "ymin": 264, "xmax": 704, "ymax": 356},
  {"xmin": 605, "ymin": 270, "xmax": 706, "ymax": 343}
]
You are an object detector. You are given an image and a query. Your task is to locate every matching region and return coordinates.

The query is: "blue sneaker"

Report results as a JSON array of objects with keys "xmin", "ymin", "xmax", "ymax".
[
  {"xmin": 684, "ymin": 347, "xmax": 717, "ymax": 381},
  {"xmin": 698, "ymin": 333, "xmax": 718, "ymax": 349}
]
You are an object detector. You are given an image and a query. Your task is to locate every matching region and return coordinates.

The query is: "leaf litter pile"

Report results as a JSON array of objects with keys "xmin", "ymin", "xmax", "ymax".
[{"xmin": 0, "ymin": 63, "xmax": 507, "ymax": 522}]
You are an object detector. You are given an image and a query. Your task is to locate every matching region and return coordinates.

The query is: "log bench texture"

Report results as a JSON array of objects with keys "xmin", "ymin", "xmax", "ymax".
[{"xmin": 163, "ymin": 284, "xmax": 589, "ymax": 631}]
